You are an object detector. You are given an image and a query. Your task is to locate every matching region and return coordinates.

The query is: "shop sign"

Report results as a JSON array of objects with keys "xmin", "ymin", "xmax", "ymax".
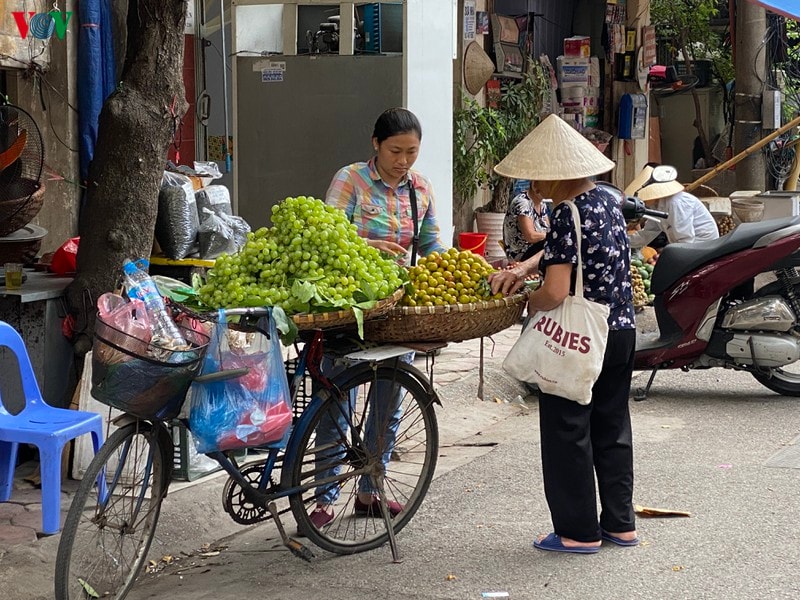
[{"xmin": 12, "ymin": 11, "xmax": 73, "ymax": 40}]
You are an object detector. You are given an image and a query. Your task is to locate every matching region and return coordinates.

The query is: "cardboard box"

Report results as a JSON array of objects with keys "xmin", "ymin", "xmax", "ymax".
[
  {"xmin": 557, "ymin": 56, "xmax": 590, "ymax": 87},
  {"xmin": 564, "ymin": 36, "xmax": 590, "ymax": 58},
  {"xmin": 557, "ymin": 56, "xmax": 601, "ymax": 88}
]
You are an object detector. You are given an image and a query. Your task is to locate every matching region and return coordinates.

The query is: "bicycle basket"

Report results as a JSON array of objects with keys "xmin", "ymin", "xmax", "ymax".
[{"xmin": 91, "ymin": 317, "xmax": 210, "ymax": 421}]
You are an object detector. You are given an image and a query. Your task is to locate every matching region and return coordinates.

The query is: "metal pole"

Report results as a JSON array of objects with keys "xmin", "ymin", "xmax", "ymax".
[{"xmin": 219, "ymin": 0, "xmax": 232, "ymax": 173}]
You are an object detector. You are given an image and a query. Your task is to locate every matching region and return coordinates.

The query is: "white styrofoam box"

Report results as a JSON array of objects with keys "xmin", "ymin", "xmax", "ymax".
[
  {"xmin": 557, "ymin": 56, "xmax": 590, "ymax": 86},
  {"xmin": 756, "ymin": 191, "xmax": 800, "ymax": 221}
]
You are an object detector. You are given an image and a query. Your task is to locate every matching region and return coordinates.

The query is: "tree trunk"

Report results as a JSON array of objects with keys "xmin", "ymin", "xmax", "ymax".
[
  {"xmin": 734, "ymin": 1, "xmax": 767, "ymax": 190},
  {"xmin": 65, "ymin": 0, "xmax": 188, "ymax": 355}
]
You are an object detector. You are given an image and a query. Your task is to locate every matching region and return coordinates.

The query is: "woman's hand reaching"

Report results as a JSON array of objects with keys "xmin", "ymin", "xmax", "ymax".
[{"xmin": 488, "ymin": 265, "xmax": 527, "ymax": 296}]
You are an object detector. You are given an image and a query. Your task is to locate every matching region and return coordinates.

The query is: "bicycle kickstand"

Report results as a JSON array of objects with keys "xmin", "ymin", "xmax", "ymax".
[
  {"xmin": 375, "ymin": 479, "xmax": 403, "ymax": 564},
  {"xmin": 266, "ymin": 502, "xmax": 314, "ymax": 562}
]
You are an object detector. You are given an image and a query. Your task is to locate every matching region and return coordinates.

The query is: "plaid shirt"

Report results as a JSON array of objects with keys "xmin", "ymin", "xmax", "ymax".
[{"xmin": 325, "ymin": 158, "xmax": 447, "ymax": 257}]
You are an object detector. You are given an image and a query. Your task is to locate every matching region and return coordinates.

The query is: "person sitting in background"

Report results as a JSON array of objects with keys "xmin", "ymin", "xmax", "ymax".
[
  {"xmin": 625, "ymin": 164, "xmax": 719, "ymax": 249},
  {"xmin": 503, "ymin": 182, "xmax": 550, "ymax": 269}
]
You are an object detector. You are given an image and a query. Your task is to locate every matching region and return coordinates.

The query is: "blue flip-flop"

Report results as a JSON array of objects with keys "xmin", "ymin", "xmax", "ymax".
[
  {"xmin": 533, "ymin": 533, "xmax": 600, "ymax": 554},
  {"xmin": 600, "ymin": 529, "xmax": 640, "ymax": 547}
]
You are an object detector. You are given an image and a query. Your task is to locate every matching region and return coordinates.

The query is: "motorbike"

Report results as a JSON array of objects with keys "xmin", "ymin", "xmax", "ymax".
[{"xmin": 602, "ymin": 174, "xmax": 800, "ymax": 400}]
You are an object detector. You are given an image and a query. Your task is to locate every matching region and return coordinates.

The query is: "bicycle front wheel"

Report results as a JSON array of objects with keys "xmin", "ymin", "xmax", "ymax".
[
  {"xmin": 55, "ymin": 421, "xmax": 169, "ymax": 600},
  {"xmin": 288, "ymin": 364, "xmax": 438, "ymax": 554}
]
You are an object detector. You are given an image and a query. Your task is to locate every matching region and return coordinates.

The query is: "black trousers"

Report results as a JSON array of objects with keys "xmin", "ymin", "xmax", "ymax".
[{"xmin": 538, "ymin": 328, "xmax": 637, "ymax": 542}]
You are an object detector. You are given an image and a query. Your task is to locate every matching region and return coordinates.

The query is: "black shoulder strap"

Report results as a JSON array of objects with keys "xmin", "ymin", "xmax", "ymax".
[{"xmin": 408, "ymin": 182, "xmax": 419, "ymax": 266}]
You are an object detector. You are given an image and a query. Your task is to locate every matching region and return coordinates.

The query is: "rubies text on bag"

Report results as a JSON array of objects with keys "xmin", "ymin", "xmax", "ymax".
[{"xmin": 503, "ymin": 201, "xmax": 609, "ymax": 404}]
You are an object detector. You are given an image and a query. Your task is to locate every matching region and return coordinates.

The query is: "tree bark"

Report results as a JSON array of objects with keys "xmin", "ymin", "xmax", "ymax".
[
  {"xmin": 734, "ymin": 1, "xmax": 767, "ymax": 190},
  {"xmin": 65, "ymin": 0, "xmax": 188, "ymax": 355}
]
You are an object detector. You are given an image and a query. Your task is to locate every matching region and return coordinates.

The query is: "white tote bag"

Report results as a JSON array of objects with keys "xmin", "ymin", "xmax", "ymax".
[{"xmin": 503, "ymin": 201, "xmax": 609, "ymax": 405}]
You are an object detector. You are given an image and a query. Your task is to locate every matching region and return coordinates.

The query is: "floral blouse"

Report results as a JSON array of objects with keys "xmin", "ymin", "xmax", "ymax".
[
  {"xmin": 503, "ymin": 191, "xmax": 550, "ymax": 261},
  {"xmin": 540, "ymin": 187, "xmax": 635, "ymax": 330}
]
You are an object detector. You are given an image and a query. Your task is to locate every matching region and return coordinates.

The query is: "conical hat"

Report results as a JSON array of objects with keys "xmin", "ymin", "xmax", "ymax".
[
  {"xmin": 494, "ymin": 114, "xmax": 615, "ymax": 180},
  {"xmin": 624, "ymin": 165, "xmax": 654, "ymax": 196},
  {"xmin": 636, "ymin": 179, "xmax": 684, "ymax": 202},
  {"xmin": 464, "ymin": 42, "xmax": 496, "ymax": 95}
]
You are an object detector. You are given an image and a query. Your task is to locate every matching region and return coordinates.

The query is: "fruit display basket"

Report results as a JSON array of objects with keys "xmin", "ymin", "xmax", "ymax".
[
  {"xmin": 291, "ymin": 287, "xmax": 405, "ymax": 331},
  {"xmin": 363, "ymin": 291, "xmax": 529, "ymax": 343}
]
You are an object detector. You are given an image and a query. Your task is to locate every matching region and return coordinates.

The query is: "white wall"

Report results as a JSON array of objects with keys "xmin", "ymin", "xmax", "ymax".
[{"xmin": 404, "ymin": 0, "xmax": 455, "ymax": 247}]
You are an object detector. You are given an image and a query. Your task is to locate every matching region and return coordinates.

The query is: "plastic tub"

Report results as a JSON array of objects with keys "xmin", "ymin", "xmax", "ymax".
[
  {"xmin": 731, "ymin": 198, "xmax": 764, "ymax": 223},
  {"xmin": 458, "ymin": 232, "xmax": 488, "ymax": 257}
]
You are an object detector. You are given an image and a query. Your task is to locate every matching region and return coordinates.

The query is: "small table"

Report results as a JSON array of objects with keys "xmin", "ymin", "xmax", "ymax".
[{"xmin": 0, "ymin": 270, "xmax": 75, "ymax": 410}]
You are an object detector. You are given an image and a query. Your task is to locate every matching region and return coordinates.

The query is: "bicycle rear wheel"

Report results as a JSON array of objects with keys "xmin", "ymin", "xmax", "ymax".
[
  {"xmin": 54, "ymin": 421, "xmax": 169, "ymax": 600},
  {"xmin": 288, "ymin": 363, "xmax": 438, "ymax": 554}
]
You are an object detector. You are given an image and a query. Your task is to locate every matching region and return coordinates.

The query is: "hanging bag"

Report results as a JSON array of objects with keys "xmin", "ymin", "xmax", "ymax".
[
  {"xmin": 502, "ymin": 201, "xmax": 609, "ymax": 405},
  {"xmin": 189, "ymin": 309, "xmax": 292, "ymax": 453}
]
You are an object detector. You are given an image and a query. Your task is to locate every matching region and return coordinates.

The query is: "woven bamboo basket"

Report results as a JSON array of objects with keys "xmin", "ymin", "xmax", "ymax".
[
  {"xmin": 292, "ymin": 287, "xmax": 404, "ymax": 330},
  {"xmin": 0, "ymin": 179, "xmax": 45, "ymax": 237},
  {"xmin": 364, "ymin": 291, "xmax": 529, "ymax": 343}
]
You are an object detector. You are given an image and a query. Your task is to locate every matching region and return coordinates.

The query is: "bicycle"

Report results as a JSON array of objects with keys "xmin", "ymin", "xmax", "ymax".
[{"xmin": 54, "ymin": 307, "xmax": 440, "ymax": 600}]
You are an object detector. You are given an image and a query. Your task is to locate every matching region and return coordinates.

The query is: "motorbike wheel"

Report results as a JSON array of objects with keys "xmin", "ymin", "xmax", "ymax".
[
  {"xmin": 752, "ymin": 368, "xmax": 800, "ymax": 397},
  {"xmin": 751, "ymin": 277, "xmax": 800, "ymax": 396}
]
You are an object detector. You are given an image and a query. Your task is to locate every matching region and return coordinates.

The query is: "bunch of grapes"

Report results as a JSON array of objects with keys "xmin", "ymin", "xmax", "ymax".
[
  {"xmin": 198, "ymin": 196, "xmax": 405, "ymax": 312},
  {"xmin": 402, "ymin": 247, "xmax": 502, "ymax": 307}
]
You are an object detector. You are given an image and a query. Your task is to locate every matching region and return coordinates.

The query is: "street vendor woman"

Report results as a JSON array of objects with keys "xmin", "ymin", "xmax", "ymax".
[
  {"xmin": 488, "ymin": 114, "xmax": 639, "ymax": 554},
  {"xmin": 305, "ymin": 108, "xmax": 447, "ymax": 531},
  {"xmin": 325, "ymin": 107, "xmax": 448, "ymax": 262}
]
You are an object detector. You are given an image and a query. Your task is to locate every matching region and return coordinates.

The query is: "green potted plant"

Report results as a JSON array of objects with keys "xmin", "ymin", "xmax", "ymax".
[{"xmin": 453, "ymin": 62, "xmax": 550, "ymax": 256}]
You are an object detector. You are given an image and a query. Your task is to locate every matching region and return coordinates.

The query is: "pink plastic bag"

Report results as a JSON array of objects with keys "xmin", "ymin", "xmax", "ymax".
[{"xmin": 98, "ymin": 293, "xmax": 152, "ymax": 340}]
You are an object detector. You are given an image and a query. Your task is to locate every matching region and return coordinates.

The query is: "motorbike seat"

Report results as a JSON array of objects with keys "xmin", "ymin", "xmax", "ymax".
[{"xmin": 650, "ymin": 216, "xmax": 800, "ymax": 295}]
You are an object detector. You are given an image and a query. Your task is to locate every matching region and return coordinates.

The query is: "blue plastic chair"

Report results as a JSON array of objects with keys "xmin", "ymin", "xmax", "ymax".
[{"xmin": 0, "ymin": 320, "xmax": 104, "ymax": 534}]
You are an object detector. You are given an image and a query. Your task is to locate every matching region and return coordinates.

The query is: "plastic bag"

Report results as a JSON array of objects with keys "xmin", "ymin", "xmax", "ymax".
[
  {"xmin": 156, "ymin": 172, "xmax": 200, "ymax": 259},
  {"xmin": 195, "ymin": 185, "xmax": 232, "ymax": 217},
  {"xmin": 95, "ymin": 293, "xmax": 152, "ymax": 364},
  {"xmin": 189, "ymin": 309, "xmax": 292, "ymax": 454},
  {"xmin": 198, "ymin": 208, "xmax": 237, "ymax": 259},
  {"xmin": 220, "ymin": 212, "xmax": 251, "ymax": 251},
  {"xmin": 51, "ymin": 237, "xmax": 79, "ymax": 275}
]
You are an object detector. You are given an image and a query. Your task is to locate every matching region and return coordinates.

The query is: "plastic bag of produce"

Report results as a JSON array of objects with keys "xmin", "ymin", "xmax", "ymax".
[
  {"xmin": 189, "ymin": 310, "xmax": 292, "ymax": 454},
  {"xmin": 196, "ymin": 185, "xmax": 232, "ymax": 217},
  {"xmin": 156, "ymin": 172, "xmax": 200, "ymax": 259},
  {"xmin": 198, "ymin": 208, "xmax": 237, "ymax": 259},
  {"xmin": 220, "ymin": 212, "xmax": 251, "ymax": 252}
]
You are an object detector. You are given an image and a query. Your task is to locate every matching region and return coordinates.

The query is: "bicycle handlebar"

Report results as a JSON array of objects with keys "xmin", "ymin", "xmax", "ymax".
[{"xmin": 221, "ymin": 307, "xmax": 272, "ymax": 318}]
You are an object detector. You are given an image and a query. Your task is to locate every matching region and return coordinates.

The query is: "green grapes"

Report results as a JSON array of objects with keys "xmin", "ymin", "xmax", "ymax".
[{"xmin": 198, "ymin": 196, "xmax": 405, "ymax": 313}]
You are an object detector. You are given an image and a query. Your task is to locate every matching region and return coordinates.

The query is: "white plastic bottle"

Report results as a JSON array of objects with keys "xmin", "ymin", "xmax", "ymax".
[{"xmin": 122, "ymin": 259, "xmax": 187, "ymax": 349}]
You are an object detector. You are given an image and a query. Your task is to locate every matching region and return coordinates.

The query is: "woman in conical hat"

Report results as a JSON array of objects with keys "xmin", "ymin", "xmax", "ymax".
[
  {"xmin": 625, "ymin": 163, "xmax": 719, "ymax": 248},
  {"xmin": 490, "ymin": 114, "xmax": 639, "ymax": 553}
]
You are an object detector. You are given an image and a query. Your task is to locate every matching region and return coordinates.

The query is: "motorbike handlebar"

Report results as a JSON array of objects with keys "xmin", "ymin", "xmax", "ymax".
[{"xmin": 596, "ymin": 183, "xmax": 669, "ymax": 222}]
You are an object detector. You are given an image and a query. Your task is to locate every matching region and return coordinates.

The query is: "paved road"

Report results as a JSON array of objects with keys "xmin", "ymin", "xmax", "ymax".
[{"xmin": 126, "ymin": 366, "xmax": 800, "ymax": 600}]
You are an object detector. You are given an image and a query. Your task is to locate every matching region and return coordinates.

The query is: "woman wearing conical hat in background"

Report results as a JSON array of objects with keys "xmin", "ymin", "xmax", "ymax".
[
  {"xmin": 625, "ymin": 164, "xmax": 719, "ymax": 249},
  {"xmin": 488, "ymin": 114, "xmax": 638, "ymax": 554}
]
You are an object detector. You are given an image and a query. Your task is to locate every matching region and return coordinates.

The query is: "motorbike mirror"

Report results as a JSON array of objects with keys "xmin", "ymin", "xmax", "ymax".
[{"xmin": 651, "ymin": 165, "xmax": 678, "ymax": 183}]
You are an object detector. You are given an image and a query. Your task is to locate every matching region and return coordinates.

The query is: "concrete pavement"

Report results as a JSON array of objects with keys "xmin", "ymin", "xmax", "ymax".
[
  {"xmin": 0, "ymin": 322, "xmax": 531, "ymax": 599},
  {"xmin": 3, "ymin": 309, "xmax": 800, "ymax": 599}
]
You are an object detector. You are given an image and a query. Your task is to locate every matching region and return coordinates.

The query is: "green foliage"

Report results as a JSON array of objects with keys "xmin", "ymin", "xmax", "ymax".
[
  {"xmin": 452, "ymin": 61, "xmax": 550, "ymax": 213},
  {"xmin": 651, "ymin": 0, "xmax": 732, "ymax": 84}
]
